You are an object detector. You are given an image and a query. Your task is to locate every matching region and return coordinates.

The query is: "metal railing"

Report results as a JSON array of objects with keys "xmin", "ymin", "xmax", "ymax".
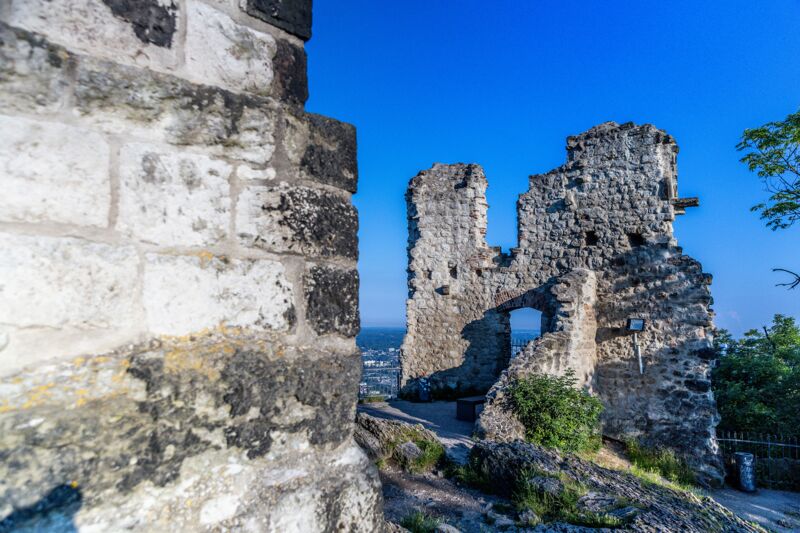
[
  {"xmin": 511, "ymin": 338, "xmax": 534, "ymax": 358},
  {"xmin": 359, "ymin": 365, "xmax": 401, "ymax": 400},
  {"xmin": 717, "ymin": 430, "xmax": 800, "ymax": 491}
]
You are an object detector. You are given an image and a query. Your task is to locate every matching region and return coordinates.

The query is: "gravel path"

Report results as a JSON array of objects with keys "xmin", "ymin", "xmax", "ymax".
[{"xmin": 708, "ymin": 488, "xmax": 800, "ymax": 532}]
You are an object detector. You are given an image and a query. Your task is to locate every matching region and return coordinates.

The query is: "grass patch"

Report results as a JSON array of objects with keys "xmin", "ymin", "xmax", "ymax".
[
  {"xmin": 445, "ymin": 458, "xmax": 493, "ymax": 492},
  {"xmin": 399, "ymin": 511, "xmax": 440, "ymax": 533},
  {"xmin": 625, "ymin": 440, "xmax": 696, "ymax": 489},
  {"xmin": 358, "ymin": 395, "xmax": 386, "ymax": 404},
  {"xmin": 512, "ymin": 469, "xmax": 624, "ymax": 528},
  {"xmin": 406, "ymin": 438, "xmax": 446, "ymax": 474},
  {"xmin": 387, "ymin": 428, "xmax": 446, "ymax": 474}
]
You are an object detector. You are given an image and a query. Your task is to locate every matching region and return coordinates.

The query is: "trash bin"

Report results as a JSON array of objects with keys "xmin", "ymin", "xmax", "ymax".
[
  {"xmin": 418, "ymin": 377, "xmax": 430, "ymax": 402},
  {"xmin": 733, "ymin": 452, "xmax": 756, "ymax": 492}
]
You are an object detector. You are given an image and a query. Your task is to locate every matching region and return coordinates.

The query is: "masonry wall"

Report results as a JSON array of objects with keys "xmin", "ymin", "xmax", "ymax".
[
  {"xmin": 0, "ymin": 1, "xmax": 382, "ymax": 530},
  {"xmin": 402, "ymin": 122, "xmax": 724, "ymax": 486}
]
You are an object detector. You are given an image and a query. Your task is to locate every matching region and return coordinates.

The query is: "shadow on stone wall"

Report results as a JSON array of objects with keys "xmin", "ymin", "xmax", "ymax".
[{"xmin": 0, "ymin": 485, "xmax": 82, "ymax": 532}]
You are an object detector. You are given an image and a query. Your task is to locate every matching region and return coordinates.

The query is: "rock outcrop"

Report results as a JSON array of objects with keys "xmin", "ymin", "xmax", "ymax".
[
  {"xmin": 355, "ymin": 412, "xmax": 444, "ymax": 473},
  {"xmin": 470, "ymin": 441, "xmax": 759, "ymax": 532}
]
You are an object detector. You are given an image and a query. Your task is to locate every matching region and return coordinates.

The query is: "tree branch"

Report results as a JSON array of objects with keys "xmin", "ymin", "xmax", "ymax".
[{"xmin": 773, "ymin": 268, "xmax": 800, "ymax": 289}]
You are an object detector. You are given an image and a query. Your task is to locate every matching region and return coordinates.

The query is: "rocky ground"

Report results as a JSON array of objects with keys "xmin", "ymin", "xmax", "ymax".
[{"xmin": 357, "ymin": 403, "xmax": 774, "ymax": 532}]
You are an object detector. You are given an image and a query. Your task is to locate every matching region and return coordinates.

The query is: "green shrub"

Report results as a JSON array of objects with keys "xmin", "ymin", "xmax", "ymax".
[
  {"xmin": 399, "ymin": 511, "xmax": 440, "ymax": 533},
  {"xmin": 625, "ymin": 440, "xmax": 696, "ymax": 488},
  {"xmin": 713, "ymin": 315, "xmax": 800, "ymax": 435},
  {"xmin": 509, "ymin": 369, "xmax": 603, "ymax": 453}
]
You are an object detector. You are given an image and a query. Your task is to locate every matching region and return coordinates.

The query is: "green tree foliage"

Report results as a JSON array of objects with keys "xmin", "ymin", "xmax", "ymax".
[
  {"xmin": 713, "ymin": 314, "xmax": 800, "ymax": 435},
  {"xmin": 738, "ymin": 109, "xmax": 800, "ymax": 288},
  {"xmin": 509, "ymin": 370, "xmax": 603, "ymax": 453},
  {"xmin": 737, "ymin": 109, "xmax": 800, "ymax": 231}
]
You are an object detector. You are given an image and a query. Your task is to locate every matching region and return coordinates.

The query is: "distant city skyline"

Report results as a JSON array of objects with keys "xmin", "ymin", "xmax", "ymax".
[{"xmin": 307, "ymin": 0, "xmax": 800, "ymax": 336}]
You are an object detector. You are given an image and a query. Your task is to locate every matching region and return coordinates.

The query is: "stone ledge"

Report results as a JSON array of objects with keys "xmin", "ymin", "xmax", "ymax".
[{"xmin": 243, "ymin": 0, "xmax": 312, "ymax": 41}]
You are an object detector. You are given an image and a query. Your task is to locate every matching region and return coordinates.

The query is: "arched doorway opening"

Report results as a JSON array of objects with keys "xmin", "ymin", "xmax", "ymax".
[{"xmin": 509, "ymin": 307, "xmax": 542, "ymax": 358}]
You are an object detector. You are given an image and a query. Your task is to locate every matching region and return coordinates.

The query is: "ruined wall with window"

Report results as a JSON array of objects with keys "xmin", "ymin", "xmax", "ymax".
[
  {"xmin": 0, "ymin": 0, "xmax": 383, "ymax": 529},
  {"xmin": 401, "ymin": 122, "xmax": 724, "ymax": 485}
]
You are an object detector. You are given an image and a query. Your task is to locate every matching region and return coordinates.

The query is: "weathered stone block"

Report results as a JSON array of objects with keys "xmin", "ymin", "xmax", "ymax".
[
  {"xmin": 272, "ymin": 38, "xmax": 308, "ymax": 105},
  {"xmin": 0, "ymin": 234, "xmax": 138, "ymax": 329},
  {"xmin": 243, "ymin": 0, "xmax": 312, "ymax": 41},
  {"xmin": 304, "ymin": 265, "xmax": 359, "ymax": 337},
  {"xmin": 7, "ymin": 0, "xmax": 179, "ymax": 70},
  {"xmin": 281, "ymin": 110, "xmax": 358, "ymax": 192},
  {"xmin": 184, "ymin": 1, "xmax": 276, "ymax": 95},
  {"xmin": 117, "ymin": 143, "xmax": 232, "ymax": 246},
  {"xmin": 0, "ymin": 23, "xmax": 73, "ymax": 114},
  {"xmin": 237, "ymin": 183, "xmax": 358, "ymax": 259},
  {"xmin": 301, "ymin": 113, "xmax": 358, "ymax": 193},
  {"xmin": 74, "ymin": 57, "xmax": 277, "ymax": 165},
  {"xmin": 0, "ymin": 116, "xmax": 111, "ymax": 227},
  {"xmin": 0, "ymin": 336, "xmax": 377, "ymax": 530},
  {"xmin": 143, "ymin": 253, "xmax": 294, "ymax": 335}
]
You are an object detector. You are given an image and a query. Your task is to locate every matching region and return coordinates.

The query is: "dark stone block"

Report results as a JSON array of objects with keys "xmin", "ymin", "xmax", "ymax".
[
  {"xmin": 272, "ymin": 39, "xmax": 308, "ymax": 106},
  {"xmin": 302, "ymin": 113, "xmax": 358, "ymax": 193},
  {"xmin": 305, "ymin": 266, "xmax": 359, "ymax": 337},
  {"xmin": 249, "ymin": 185, "xmax": 357, "ymax": 259},
  {"xmin": 102, "ymin": 0, "xmax": 178, "ymax": 47},
  {"xmin": 244, "ymin": 0, "xmax": 312, "ymax": 41},
  {"xmin": 220, "ymin": 348, "xmax": 359, "ymax": 457},
  {"xmin": 685, "ymin": 379, "xmax": 711, "ymax": 393}
]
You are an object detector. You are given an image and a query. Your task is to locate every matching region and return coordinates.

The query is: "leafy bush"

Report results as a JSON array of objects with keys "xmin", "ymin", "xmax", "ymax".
[
  {"xmin": 399, "ymin": 511, "xmax": 440, "ymax": 533},
  {"xmin": 509, "ymin": 369, "xmax": 604, "ymax": 453},
  {"xmin": 625, "ymin": 440, "xmax": 696, "ymax": 488},
  {"xmin": 713, "ymin": 314, "xmax": 800, "ymax": 435}
]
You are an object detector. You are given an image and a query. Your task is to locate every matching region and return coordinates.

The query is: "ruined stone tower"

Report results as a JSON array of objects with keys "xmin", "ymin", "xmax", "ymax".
[
  {"xmin": 0, "ymin": 0, "xmax": 383, "ymax": 529},
  {"xmin": 401, "ymin": 122, "xmax": 724, "ymax": 485}
]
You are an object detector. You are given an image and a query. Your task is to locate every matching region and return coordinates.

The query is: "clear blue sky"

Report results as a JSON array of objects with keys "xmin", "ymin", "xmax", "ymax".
[{"xmin": 306, "ymin": 0, "xmax": 800, "ymax": 336}]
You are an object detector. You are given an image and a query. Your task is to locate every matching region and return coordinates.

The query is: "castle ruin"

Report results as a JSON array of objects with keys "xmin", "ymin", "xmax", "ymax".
[
  {"xmin": 401, "ymin": 122, "xmax": 724, "ymax": 485},
  {"xmin": 0, "ymin": 0, "xmax": 383, "ymax": 529}
]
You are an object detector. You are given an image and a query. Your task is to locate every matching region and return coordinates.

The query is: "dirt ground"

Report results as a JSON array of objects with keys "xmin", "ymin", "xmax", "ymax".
[{"xmin": 379, "ymin": 465, "xmax": 515, "ymax": 532}]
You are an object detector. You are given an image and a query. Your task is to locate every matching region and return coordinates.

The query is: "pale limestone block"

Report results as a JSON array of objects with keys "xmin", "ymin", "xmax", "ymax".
[
  {"xmin": 237, "ymin": 165, "xmax": 277, "ymax": 181},
  {"xmin": 0, "ymin": 233, "xmax": 141, "ymax": 374},
  {"xmin": 184, "ymin": 1, "xmax": 277, "ymax": 95},
  {"xmin": 143, "ymin": 254, "xmax": 293, "ymax": 335},
  {"xmin": 7, "ymin": 0, "xmax": 180, "ymax": 72},
  {"xmin": 0, "ymin": 234, "xmax": 139, "ymax": 329},
  {"xmin": 0, "ymin": 115, "xmax": 110, "ymax": 227},
  {"xmin": 117, "ymin": 143, "xmax": 232, "ymax": 246}
]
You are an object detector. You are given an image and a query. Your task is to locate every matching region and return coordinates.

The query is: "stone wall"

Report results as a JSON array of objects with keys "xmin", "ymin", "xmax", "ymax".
[
  {"xmin": 0, "ymin": 0, "xmax": 382, "ymax": 530},
  {"xmin": 401, "ymin": 122, "xmax": 724, "ymax": 486}
]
